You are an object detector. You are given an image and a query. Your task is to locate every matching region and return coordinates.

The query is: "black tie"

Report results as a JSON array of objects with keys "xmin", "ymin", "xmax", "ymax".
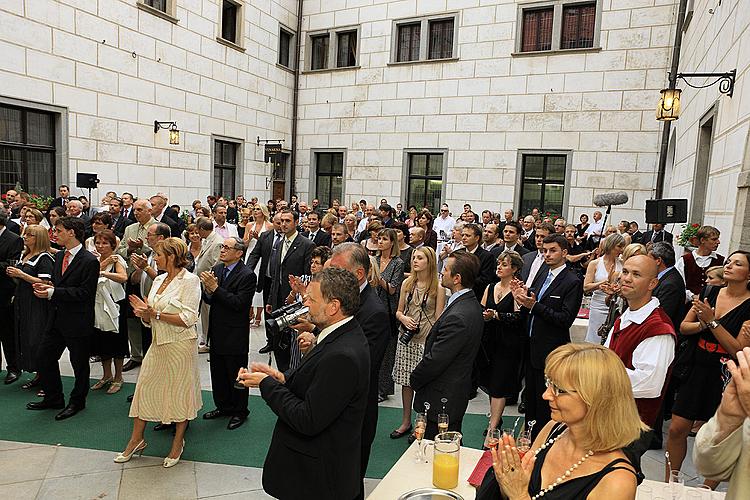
[
  {"xmin": 269, "ymin": 233, "xmax": 283, "ymax": 276},
  {"xmin": 222, "ymin": 266, "xmax": 231, "ymax": 283}
]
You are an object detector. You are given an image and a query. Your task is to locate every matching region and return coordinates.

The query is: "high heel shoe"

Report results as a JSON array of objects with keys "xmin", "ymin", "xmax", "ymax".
[
  {"xmin": 163, "ymin": 439, "xmax": 184, "ymax": 468},
  {"xmin": 114, "ymin": 439, "xmax": 147, "ymax": 463}
]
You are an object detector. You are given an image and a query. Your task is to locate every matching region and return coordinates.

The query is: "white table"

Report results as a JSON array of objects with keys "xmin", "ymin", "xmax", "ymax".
[{"xmin": 368, "ymin": 442, "xmax": 724, "ymax": 500}]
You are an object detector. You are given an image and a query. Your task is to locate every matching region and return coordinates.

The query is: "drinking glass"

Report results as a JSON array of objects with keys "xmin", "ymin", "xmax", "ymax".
[
  {"xmin": 516, "ymin": 428, "xmax": 532, "ymax": 459},
  {"xmin": 414, "ymin": 413, "xmax": 427, "ymax": 462},
  {"xmin": 486, "ymin": 428, "xmax": 501, "ymax": 451},
  {"xmin": 669, "ymin": 470, "xmax": 685, "ymax": 500},
  {"xmin": 437, "ymin": 413, "xmax": 449, "ymax": 434}
]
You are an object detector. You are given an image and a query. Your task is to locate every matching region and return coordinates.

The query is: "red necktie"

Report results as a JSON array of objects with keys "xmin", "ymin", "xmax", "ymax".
[{"xmin": 61, "ymin": 251, "xmax": 72, "ymax": 274}]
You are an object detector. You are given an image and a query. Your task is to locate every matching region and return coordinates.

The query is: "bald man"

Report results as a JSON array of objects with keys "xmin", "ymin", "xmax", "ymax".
[{"xmin": 605, "ymin": 255, "xmax": 675, "ymax": 430}]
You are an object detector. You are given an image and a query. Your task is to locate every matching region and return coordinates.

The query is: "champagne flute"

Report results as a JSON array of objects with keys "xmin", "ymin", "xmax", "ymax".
[
  {"xmin": 486, "ymin": 428, "xmax": 501, "ymax": 451},
  {"xmin": 437, "ymin": 413, "xmax": 449, "ymax": 435},
  {"xmin": 414, "ymin": 412, "xmax": 427, "ymax": 462}
]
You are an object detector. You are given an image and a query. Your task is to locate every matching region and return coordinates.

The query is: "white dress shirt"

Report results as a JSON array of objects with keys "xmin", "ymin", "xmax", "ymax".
[
  {"xmin": 605, "ymin": 297, "xmax": 675, "ymax": 398},
  {"xmin": 525, "ymin": 251, "xmax": 545, "ymax": 288},
  {"xmin": 586, "ymin": 219, "xmax": 604, "ymax": 237},
  {"xmin": 433, "ymin": 215, "xmax": 456, "ymax": 242},
  {"xmin": 315, "ymin": 316, "xmax": 354, "ymax": 346}
]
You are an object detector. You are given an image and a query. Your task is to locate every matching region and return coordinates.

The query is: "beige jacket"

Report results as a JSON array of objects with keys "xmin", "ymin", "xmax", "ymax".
[
  {"xmin": 147, "ymin": 269, "xmax": 201, "ymax": 346},
  {"xmin": 117, "ymin": 218, "xmax": 156, "ymax": 272},
  {"xmin": 194, "ymin": 231, "xmax": 222, "ymax": 276},
  {"xmin": 693, "ymin": 415, "xmax": 750, "ymax": 499}
]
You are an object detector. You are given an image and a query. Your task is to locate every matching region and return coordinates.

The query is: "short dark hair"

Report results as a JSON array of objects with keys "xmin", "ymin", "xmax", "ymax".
[
  {"xmin": 279, "ymin": 208, "xmax": 299, "ymax": 221},
  {"xmin": 504, "ymin": 221, "xmax": 522, "ymax": 235},
  {"xmin": 0, "ymin": 207, "xmax": 8, "ymax": 226},
  {"xmin": 59, "ymin": 184, "xmax": 69, "ymax": 190},
  {"xmin": 463, "ymin": 223, "xmax": 482, "ymax": 238},
  {"xmin": 392, "ymin": 221, "xmax": 410, "ymax": 243},
  {"xmin": 55, "ymin": 216, "xmax": 86, "ymax": 243},
  {"xmin": 196, "ymin": 217, "xmax": 213, "ymax": 231},
  {"xmin": 153, "ymin": 222, "xmax": 171, "ymax": 239},
  {"xmin": 312, "ymin": 267, "xmax": 360, "ymax": 316},
  {"xmin": 307, "ymin": 211, "xmax": 319, "ymax": 221},
  {"xmin": 91, "ymin": 212, "xmax": 112, "ymax": 227},
  {"xmin": 379, "ymin": 204, "xmax": 392, "ymax": 214},
  {"xmin": 447, "ymin": 250, "xmax": 480, "ymax": 289},
  {"xmin": 650, "ymin": 241, "xmax": 676, "ymax": 268},
  {"xmin": 311, "ymin": 246, "xmax": 332, "ymax": 265},
  {"xmin": 538, "ymin": 222, "xmax": 555, "ymax": 235},
  {"xmin": 543, "ymin": 233, "xmax": 570, "ymax": 252},
  {"xmin": 94, "ymin": 229, "xmax": 117, "ymax": 250}
]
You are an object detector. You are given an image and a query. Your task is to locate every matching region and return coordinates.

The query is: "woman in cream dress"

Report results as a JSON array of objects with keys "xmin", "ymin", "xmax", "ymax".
[{"xmin": 116, "ymin": 238, "xmax": 202, "ymax": 468}]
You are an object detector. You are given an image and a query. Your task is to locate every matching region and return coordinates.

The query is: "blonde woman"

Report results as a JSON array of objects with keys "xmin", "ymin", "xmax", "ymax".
[
  {"xmin": 244, "ymin": 204, "xmax": 272, "ymax": 327},
  {"xmin": 477, "ymin": 343, "xmax": 644, "ymax": 500},
  {"xmin": 584, "ymin": 233, "xmax": 625, "ymax": 343},
  {"xmin": 391, "ymin": 247, "xmax": 445, "ymax": 438},
  {"xmin": 621, "ymin": 243, "xmax": 647, "ymax": 261}
]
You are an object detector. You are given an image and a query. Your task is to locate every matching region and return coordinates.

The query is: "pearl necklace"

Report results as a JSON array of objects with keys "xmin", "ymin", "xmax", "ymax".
[{"xmin": 530, "ymin": 429, "xmax": 594, "ymax": 499}]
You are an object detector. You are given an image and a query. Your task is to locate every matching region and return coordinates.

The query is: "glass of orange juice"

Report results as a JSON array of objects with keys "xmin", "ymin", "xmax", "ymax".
[{"xmin": 432, "ymin": 431, "xmax": 462, "ymax": 489}]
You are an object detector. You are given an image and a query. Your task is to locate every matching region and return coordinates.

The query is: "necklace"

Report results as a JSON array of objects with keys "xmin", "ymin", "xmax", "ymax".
[{"xmin": 530, "ymin": 429, "xmax": 594, "ymax": 499}]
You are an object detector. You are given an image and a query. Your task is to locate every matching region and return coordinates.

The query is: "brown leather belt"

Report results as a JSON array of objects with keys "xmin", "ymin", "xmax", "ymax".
[{"xmin": 698, "ymin": 338, "xmax": 728, "ymax": 354}]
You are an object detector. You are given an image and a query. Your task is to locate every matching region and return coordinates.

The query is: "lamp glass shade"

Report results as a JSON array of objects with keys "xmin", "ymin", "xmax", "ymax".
[
  {"xmin": 169, "ymin": 126, "xmax": 180, "ymax": 145},
  {"xmin": 656, "ymin": 88, "xmax": 681, "ymax": 121}
]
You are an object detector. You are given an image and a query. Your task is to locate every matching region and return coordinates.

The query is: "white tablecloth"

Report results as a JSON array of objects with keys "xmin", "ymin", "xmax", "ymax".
[{"xmin": 368, "ymin": 441, "xmax": 724, "ymax": 499}]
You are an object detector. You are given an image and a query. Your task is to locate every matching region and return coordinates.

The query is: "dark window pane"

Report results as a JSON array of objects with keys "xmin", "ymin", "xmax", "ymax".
[
  {"xmin": 410, "ymin": 154, "xmax": 427, "ymax": 176},
  {"xmin": 311, "ymin": 34, "xmax": 329, "ymax": 70},
  {"xmin": 408, "ymin": 179, "xmax": 426, "ymax": 210},
  {"xmin": 0, "ymin": 147, "xmax": 23, "ymax": 195},
  {"xmin": 145, "ymin": 0, "xmax": 167, "ymax": 12},
  {"xmin": 317, "ymin": 153, "xmax": 331, "ymax": 174},
  {"xmin": 519, "ymin": 155, "xmax": 567, "ymax": 216},
  {"xmin": 408, "ymin": 153, "xmax": 443, "ymax": 210},
  {"xmin": 315, "ymin": 152, "xmax": 344, "ymax": 207},
  {"xmin": 0, "ymin": 106, "xmax": 23, "ymax": 143},
  {"xmin": 397, "ymin": 23, "xmax": 421, "ymax": 62},
  {"xmin": 426, "ymin": 154, "xmax": 443, "ymax": 177},
  {"xmin": 279, "ymin": 29, "xmax": 292, "ymax": 67},
  {"xmin": 426, "ymin": 179, "xmax": 442, "ymax": 213},
  {"xmin": 547, "ymin": 156, "xmax": 566, "ymax": 181},
  {"xmin": 26, "ymin": 150, "xmax": 54, "ymax": 195},
  {"xmin": 26, "ymin": 111, "xmax": 54, "ymax": 146},
  {"xmin": 524, "ymin": 156, "xmax": 545, "ymax": 179},
  {"xmin": 561, "ymin": 3, "xmax": 596, "ymax": 49},
  {"xmin": 336, "ymin": 30, "xmax": 357, "ymax": 68},
  {"xmin": 223, "ymin": 142, "xmax": 236, "ymax": 166},
  {"xmin": 428, "ymin": 19, "xmax": 454, "ymax": 60},
  {"xmin": 522, "ymin": 7, "xmax": 553, "ymax": 52},
  {"xmin": 214, "ymin": 141, "xmax": 237, "ymax": 199},
  {"xmin": 544, "ymin": 184, "xmax": 564, "ymax": 215},
  {"xmin": 331, "ymin": 152, "xmax": 343, "ymax": 174},
  {"xmin": 221, "ymin": 0, "xmax": 238, "ymax": 43}
]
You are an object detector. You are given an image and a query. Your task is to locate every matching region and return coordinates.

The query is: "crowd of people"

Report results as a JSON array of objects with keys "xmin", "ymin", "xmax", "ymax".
[{"xmin": 1, "ymin": 185, "xmax": 749, "ymax": 499}]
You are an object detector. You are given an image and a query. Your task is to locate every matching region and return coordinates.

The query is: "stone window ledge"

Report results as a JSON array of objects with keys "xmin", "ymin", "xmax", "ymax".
[
  {"xmin": 136, "ymin": 2, "xmax": 179, "ymax": 24},
  {"xmin": 216, "ymin": 37, "xmax": 246, "ymax": 53},
  {"xmin": 388, "ymin": 57, "xmax": 459, "ymax": 67},
  {"xmin": 511, "ymin": 47, "xmax": 601, "ymax": 57},
  {"xmin": 302, "ymin": 65, "xmax": 360, "ymax": 75}
]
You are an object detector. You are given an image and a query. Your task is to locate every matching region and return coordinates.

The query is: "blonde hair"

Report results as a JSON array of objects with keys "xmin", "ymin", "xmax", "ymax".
[
  {"xmin": 621, "ymin": 243, "xmax": 647, "ymax": 261},
  {"xmin": 545, "ymin": 343, "xmax": 648, "ymax": 452},
  {"xmin": 601, "ymin": 233, "xmax": 625, "ymax": 255},
  {"xmin": 23, "ymin": 224, "xmax": 51, "ymax": 256},
  {"xmin": 154, "ymin": 237, "xmax": 190, "ymax": 269},
  {"xmin": 253, "ymin": 203, "xmax": 270, "ymax": 221},
  {"xmin": 706, "ymin": 265, "xmax": 724, "ymax": 281},
  {"xmin": 402, "ymin": 246, "xmax": 439, "ymax": 299},
  {"xmin": 367, "ymin": 255, "xmax": 381, "ymax": 288}
]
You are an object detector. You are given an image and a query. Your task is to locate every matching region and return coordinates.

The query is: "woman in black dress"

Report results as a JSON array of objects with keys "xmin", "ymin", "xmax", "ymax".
[
  {"xmin": 480, "ymin": 250, "xmax": 524, "ymax": 433},
  {"xmin": 6, "ymin": 225, "xmax": 54, "ymax": 390},
  {"xmin": 666, "ymin": 250, "xmax": 750, "ymax": 483},
  {"xmin": 477, "ymin": 344, "xmax": 644, "ymax": 500}
]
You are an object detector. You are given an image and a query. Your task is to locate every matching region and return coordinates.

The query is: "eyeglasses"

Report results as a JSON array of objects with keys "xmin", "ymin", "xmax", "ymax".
[
  {"xmin": 544, "ymin": 376, "xmax": 576, "ymax": 396},
  {"xmin": 220, "ymin": 244, "xmax": 241, "ymax": 251}
]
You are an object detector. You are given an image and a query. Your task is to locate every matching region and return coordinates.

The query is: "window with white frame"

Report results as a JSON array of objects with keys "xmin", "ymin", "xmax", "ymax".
[
  {"xmin": 391, "ymin": 13, "xmax": 458, "ymax": 63},
  {"xmin": 306, "ymin": 26, "xmax": 360, "ymax": 71},
  {"xmin": 218, "ymin": 0, "xmax": 244, "ymax": 49},
  {"xmin": 278, "ymin": 26, "xmax": 295, "ymax": 68},
  {"xmin": 137, "ymin": 0, "xmax": 178, "ymax": 21},
  {"xmin": 516, "ymin": 0, "xmax": 601, "ymax": 54}
]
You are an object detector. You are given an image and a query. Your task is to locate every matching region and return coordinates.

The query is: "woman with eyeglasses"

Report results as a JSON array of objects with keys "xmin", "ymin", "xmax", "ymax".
[
  {"xmin": 6, "ymin": 225, "xmax": 54, "ymax": 392},
  {"xmin": 477, "ymin": 343, "xmax": 644, "ymax": 500}
]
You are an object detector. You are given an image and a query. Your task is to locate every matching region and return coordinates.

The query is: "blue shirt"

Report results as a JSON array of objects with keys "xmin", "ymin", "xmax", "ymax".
[
  {"xmin": 446, "ymin": 288, "xmax": 471, "ymax": 308},
  {"xmin": 657, "ymin": 266, "xmax": 673, "ymax": 280}
]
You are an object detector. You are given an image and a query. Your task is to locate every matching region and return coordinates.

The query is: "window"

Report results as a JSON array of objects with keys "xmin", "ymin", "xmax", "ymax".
[
  {"xmin": 391, "ymin": 14, "xmax": 458, "ymax": 63},
  {"xmin": 516, "ymin": 0, "xmax": 601, "ymax": 54},
  {"xmin": 310, "ymin": 34, "xmax": 329, "ymax": 70},
  {"xmin": 406, "ymin": 153, "xmax": 443, "ymax": 212},
  {"xmin": 336, "ymin": 30, "xmax": 357, "ymax": 68},
  {"xmin": 306, "ymin": 27, "xmax": 359, "ymax": 71},
  {"xmin": 560, "ymin": 3, "xmax": 596, "ymax": 49},
  {"xmin": 137, "ymin": 0, "xmax": 178, "ymax": 22},
  {"xmin": 220, "ymin": 0, "xmax": 239, "ymax": 44},
  {"xmin": 521, "ymin": 8, "xmax": 553, "ymax": 52},
  {"xmin": 0, "ymin": 104, "xmax": 56, "ymax": 196},
  {"xmin": 396, "ymin": 23, "xmax": 421, "ymax": 62},
  {"xmin": 519, "ymin": 155, "xmax": 567, "ymax": 217},
  {"xmin": 279, "ymin": 27, "xmax": 294, "ymax": 68},
  {"xmin": 314, "ymin": 152, "xmax": 343, "ymax": 208},
  {"xmin": 213, "ymin": 140, "xmax": 238, "ymax": 199},
  {"xmin": 144, "ymin": 0, "xmax": 166, "ymax": 12}
]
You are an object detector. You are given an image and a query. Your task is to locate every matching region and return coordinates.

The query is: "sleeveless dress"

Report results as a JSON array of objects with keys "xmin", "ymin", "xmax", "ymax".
[
  {"xmin": 476, "ymin": 423, "xmax": 636, "ymax": 500},
  {"xmin": 392, "ymin": 285, "xmax": 437, "ymax": 386},
  {"xmin": 585, "ymin": 258, "xmax": 622, "ymax": 343},
  {"xmin": 13, "ymin": 252, "xmax": 54, "ymax": 372},
  {"xmin": 672, "ymin": 286, "xmax": 750, "ymax": 421},
  {"xmin": 245, "ymin": 221, "xmax": 270, "ymax": 308},
  {"xmin": 480, "ymin": 284, "xmax": 523, "ymax": 398}
]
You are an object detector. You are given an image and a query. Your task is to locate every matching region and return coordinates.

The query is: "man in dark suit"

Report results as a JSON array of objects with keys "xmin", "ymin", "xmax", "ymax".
[
  {"xmin": 521, "ymin": 216, "xmax": 537, "ymax": 252},
  {"xmin": 27, "ymin": 217, "xmax": 99, "ymax": 420},
  {"xmin": 302, "ymin": 211, "xmax": 332, "ymax": 247},
  {"xmin": 497, "ymin": 221, "xmax": 530, "ymax": 257},
  {"xmin": 629, "ymin": 221, "xmax": 644, "ymax": 244},
  {"xmin": 149, "ymin": 195, "xmax": 179, "ymax": 237},
  {"xmin": 238, "ymin": 268, "xmax": 370, "ymax": 500},
  {"xmin": 0, "ymin": 208, "xmax": 24, "ymax": 383},
  {"xmin": 121, "ymin": 192, "xmax": 137, "ymax": 221},
  {"xmin": 411, "ymin": 250, "xmax": 483, "ymax": 438},
  {"xmin": 520, "ymin": 223, "xmax": 553, "ymax": 285},
  {"xmin": 513, "ymin": 233, "xmax": 583, "ymax": 438},
  {"xmin": 246, "ymin": 213, "xmax": 283, "ymax": 354},
  {"xmin": 643, "ymin": 223, "xmax": 674, "ymax": 245},
  {"xmin": 460, "ymin": 223, "xmax": 496, "ymax": 302},
  {"xmin": 109, "ymin": 197, "xmax": 134, "ymax": 239},
  {"xmin": 200, "ymin": 237, "xmax": 257, "ymax": 430},
  {"xmin": 648, "ymin": 241, "xmax": 687, "ymax": 449},
  {"xmin": 48, "ymin": 185, "xmax": 70, "ymax": 209},
  {"xmin": 268, "ymin": 209, "xmax": 315, "ymax": 371}
]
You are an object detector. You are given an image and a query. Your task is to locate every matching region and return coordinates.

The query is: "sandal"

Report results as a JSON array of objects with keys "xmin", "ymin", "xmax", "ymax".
[
  {"xmin": 91, "ymin": 378, "xmax": 113, "ymax": 390},
  {"xmin": 107, "ymin": 381, "xmax": 123, "ymax": 394}
]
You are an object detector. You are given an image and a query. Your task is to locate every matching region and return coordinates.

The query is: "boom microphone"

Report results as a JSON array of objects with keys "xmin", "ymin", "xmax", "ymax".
[{"xmin": 593, "ymin": 191, "xmax": 629, "ymax": 207}]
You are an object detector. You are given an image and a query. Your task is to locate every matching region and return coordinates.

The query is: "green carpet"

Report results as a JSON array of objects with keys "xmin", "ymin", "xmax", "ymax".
[{"xmin": 0, "ymin": 375, "xmax": 514, "ymax": 479}]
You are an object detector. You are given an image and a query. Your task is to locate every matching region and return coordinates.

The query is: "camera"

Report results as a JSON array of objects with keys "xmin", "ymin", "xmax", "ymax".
[
  {"xmin": 265, "ymin": 302, "xmax": 310, "ymax": 337},
  {"xmin": 398, "ymin": 325, "xmax": 419, "ymax": 346}
]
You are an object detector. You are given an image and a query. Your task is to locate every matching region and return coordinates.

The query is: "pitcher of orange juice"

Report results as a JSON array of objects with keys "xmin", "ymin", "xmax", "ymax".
[{"xmin": 432, "ymin": 431, "xmax": 461, "ymax": 489}]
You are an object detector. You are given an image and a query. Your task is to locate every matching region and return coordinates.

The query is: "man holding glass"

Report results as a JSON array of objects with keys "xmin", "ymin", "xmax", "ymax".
[{"xmin": 238, "ymin": 267, "xmax": 369, "ymax": 500}]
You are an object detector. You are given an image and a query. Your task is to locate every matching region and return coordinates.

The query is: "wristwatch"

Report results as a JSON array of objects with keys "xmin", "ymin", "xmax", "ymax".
[
  {"xmin": 155, "ymin": 311, "xmax": 161, "ymax": 321},
  {"xmin": 707, "ymin": 320, "xmax": 719, "ymax": 329}
]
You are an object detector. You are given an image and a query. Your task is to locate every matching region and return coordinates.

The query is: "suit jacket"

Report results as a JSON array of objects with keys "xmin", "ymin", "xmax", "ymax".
[
  {"xmin": 0, "ymin": 228, "xmax": 24, "ymax": 303},
  {"xmin": 302, "ymin": 229, "xmax": 332, "ymax": 248},
  {"xmin": 523, "ymin": 231, "xmax": 536, "ymax": 252},
  {"xmin": 524, "ymin": 266, "xmax": 583, "ymax": 369},
  {"xmin": 49, "ymin": 196, "xmax": 73, "ymax": 209},
  {"xmin": 117, "ymin": 218, "xmax": 157, "ymax": 272},
  {"xmin": 493, "ymin": 243, "xmax": 529, "ymax": 258},
  {"xmin": 411, "ymin": 290, "xmax": 484, "ymax": 425},
  {"xmin": 521, "ymin": 250, "xmax": 546, "ymax": 284},
  {"xmin": 111, "ymin": 214, "xmax": 135, "ymax": 239},
  {"xmin": 357, "ymin": 283, "xmax": 391, "ymax": 435},
  {"xmin": 643, "ymin": 230, "xmax": 674, "ymax": 244},
  {"xmin": 158, "ymin": 214, "xmax": 180, "ymax": 237},
  {"xmin": 194, "ymin": 231, "xmax": 223, "ymax": 277},
  {"xmin": 203, "ymin": 261, "xmax": 256, "ymax": 355},
  {"xmin": 630, "ymin": 230, "xmax": 644, "ymax": 244},
  {"xmin": 471, "ymin": 246, "xmax": 497, "ymax": 302},
  {"xmin": 260, "ymin": 317, "xmax": 370, "ymax": 500},
  {"xmin": 163, "ymin": 206, "xmax": 179, "ymax": 222},
  {"xmin": 246, "ymin": 229, "xmax": 280, "ymax": 293},
  {"xmin": 269, "ymin": 233, "xmax": 315, "ymax": 309},
  {"xmin": 48, "ymin": 247, "xmax": 100, "ymax": 338},
  {"xmin": 5, "ymin": 219, "xmax": 21, "ymax": 235},
  {"xmin": 653, "ymin": 267, "xmax": 687, "ymax": 331}
]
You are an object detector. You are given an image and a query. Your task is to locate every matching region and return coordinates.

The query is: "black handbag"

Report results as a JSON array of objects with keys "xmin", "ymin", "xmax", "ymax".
[{"xmin": 672, "ymin": 285, "xmax": 716, "ymax": 381}]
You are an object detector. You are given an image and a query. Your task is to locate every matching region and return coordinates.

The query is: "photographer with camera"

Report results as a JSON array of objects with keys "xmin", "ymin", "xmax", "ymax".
[{"xmin": 390, "ymin": 247, "xmax": 445, "ymax": 440}]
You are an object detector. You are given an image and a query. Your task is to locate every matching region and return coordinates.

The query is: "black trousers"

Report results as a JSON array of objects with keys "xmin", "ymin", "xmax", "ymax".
[
  {"xmin": 210, "ymin": 352, "xmax": 249, "ymax": 417},
  {"xmin": 261, "ymin": 276, "xmax": 272, "ymax": 344},
  {"xmin": 525, "ymin": 364, "xmax": 550, "ymax": 441},
  {"xmin": 38, "ymin": 331, "xmax": 90, "ymax": 407},
  {"xmin": 0, "ymin": 302, "xmax": 17, "ymax": 372}
]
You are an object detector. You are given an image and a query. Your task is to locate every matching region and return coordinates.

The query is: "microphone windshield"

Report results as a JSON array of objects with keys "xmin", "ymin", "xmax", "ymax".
[{"xmin": 593, "ymin": 192, "xmax": 629, "ymax": 207}]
